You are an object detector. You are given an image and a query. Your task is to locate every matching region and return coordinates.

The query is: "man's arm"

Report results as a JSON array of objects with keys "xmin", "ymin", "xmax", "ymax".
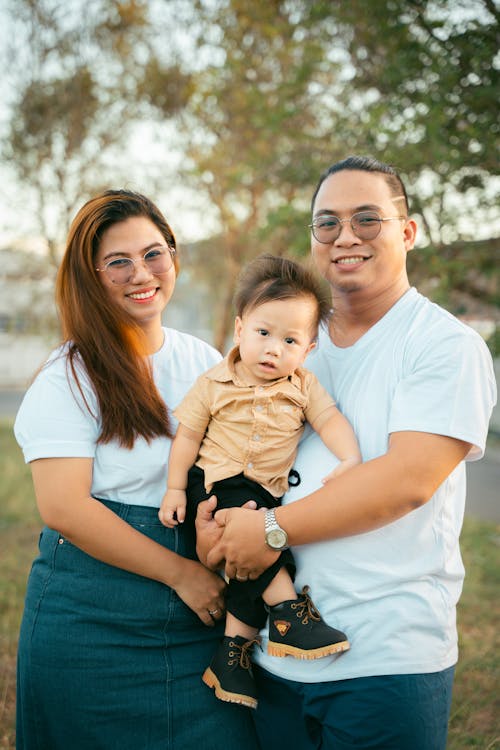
[{"xmin": 208, "ymin": 431, "xmax": 471, "ymax": 579}]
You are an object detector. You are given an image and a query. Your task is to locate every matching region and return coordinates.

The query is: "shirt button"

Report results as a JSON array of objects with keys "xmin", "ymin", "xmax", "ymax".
[
  {"xmin": 253, "ymin": 434, "xmax": 261, "ymax": 441},
  {"xmin": 257, "ymin": 386, "xmax": 264, "ymax": 392},
  {"xmin": 58, "ymin": 538, "xmax": 64, "ymax": 545},
  {"xmin": 247, "ymin": 462, "xmax": 253, "ymax": 469},
  {"xmin": 256, "ymin": 405, "xmax": 263, "ymax": 411}
]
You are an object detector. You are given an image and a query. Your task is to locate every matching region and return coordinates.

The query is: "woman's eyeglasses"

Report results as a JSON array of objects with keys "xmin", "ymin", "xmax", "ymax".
[{"xmin": 95, "ymin": 246, "xmax": 175, "ymax": 285}]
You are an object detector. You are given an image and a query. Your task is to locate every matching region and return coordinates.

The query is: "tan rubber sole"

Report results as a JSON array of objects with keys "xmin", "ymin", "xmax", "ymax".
[
  {"xmin": 202, "ymin": 667, "xmax": 257, "ymax": 709},
  {"xmin": 267, "ymin": 639, "xmax": 350, "ymax": 659}
]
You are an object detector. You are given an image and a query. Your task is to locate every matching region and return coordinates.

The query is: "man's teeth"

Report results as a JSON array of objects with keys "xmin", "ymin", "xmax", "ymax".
[
  {"xmin": 336, "ymin": 257, "xmax": 365, "ymax": 264},
  {"xmin": 129, "ymin": 289, "xmax": 156, "ymax": 300}
]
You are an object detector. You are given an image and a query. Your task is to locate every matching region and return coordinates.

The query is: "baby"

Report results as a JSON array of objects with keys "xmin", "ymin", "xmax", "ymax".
[{"xmin": 159, "ymin": 253, "xmax": 361, "ymax": 709}]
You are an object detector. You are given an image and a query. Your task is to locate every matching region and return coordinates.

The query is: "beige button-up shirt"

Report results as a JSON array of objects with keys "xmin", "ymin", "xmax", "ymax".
[{"xmin": 174, "ymin": 346, "xmax": 335, "ymax": 497}]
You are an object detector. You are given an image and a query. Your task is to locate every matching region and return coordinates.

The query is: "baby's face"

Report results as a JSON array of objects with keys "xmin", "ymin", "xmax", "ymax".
[{"xmin": 234, "ymin": 296, "xmax": 317, "ymax": 385}]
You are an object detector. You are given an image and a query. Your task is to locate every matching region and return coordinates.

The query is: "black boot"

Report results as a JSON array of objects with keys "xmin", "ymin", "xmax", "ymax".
[
  {"xmin": 202, "ymin": 635, "xmax": 261, "ymax": 709},
  {"xmin": 267, "ymin": 585, "xmax": 350, "ymax": 659}
]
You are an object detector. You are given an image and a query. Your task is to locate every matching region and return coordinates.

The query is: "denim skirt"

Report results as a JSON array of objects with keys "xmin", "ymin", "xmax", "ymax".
[{"xmin": 16, "ymin": 499, "xmax": 259, "ymax": 750}]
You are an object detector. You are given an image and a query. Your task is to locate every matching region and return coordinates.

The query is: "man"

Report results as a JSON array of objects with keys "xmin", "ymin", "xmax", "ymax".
[{"xmin": 198, "ymin": 156, "xmax": 496, "ymax": 749}]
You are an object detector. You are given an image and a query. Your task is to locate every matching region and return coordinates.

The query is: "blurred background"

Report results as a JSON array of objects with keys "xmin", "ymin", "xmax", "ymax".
[
  {"xmin": 0, "ymin": 3, "xmax": 498, "ymax": 747},
  {"xmin": 0, "ymin": 0, "xmax": 498, "ymax": 365}
]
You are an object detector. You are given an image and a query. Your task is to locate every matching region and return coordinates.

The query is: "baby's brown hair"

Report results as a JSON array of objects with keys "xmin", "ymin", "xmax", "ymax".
[{"xmin": 234, "ymin": 254, "xmax": 331, "ymax": 335}]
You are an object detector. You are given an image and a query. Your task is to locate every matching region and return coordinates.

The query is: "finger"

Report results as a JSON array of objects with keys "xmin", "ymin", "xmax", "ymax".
[
  {"xmin": 177, "ymin": 506, "xmax": 186, "ymax": 524},
  {"xmin": 158, "ymin": 509, "xmax": 177, "ymax": 527},
  {"xmin": 198, "ymin": 609, "xmax": 215, "ymax": 627},
  {"xmin": 213, "ymin": 508, "xmax": 229, "ymax": 528},
  {"xmin": 208, "ymin": 605, "xmax": 225, "ymax": 621},
  {"xmin": 206, "ymin": 541, "xmax": 225, "ymax": 570},
  {"xmin": 196, "ymin": 495, "xmax": 217, "ymax": 523},
  {"xmin": 241, "ymin": 500, "xmax": 258, "ymax": 509},
  {"xmin": 224, "ymin": 561, "xmax": 237, "ymax": 581}
]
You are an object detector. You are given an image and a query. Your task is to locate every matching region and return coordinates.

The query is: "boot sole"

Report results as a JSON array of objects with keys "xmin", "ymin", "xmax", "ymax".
[
  {"xmin": 267, "ymin": 639, "xmax": 350, "ymax": 659},
  {"xmin": 202, "ymin": 667, "xmax": 258, "ymax": 710}
]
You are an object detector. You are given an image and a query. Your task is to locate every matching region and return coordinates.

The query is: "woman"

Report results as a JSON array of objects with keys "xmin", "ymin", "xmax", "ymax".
[{"xmin": 14, "ymin": 190, "xmax": 259, "ymax": 750}]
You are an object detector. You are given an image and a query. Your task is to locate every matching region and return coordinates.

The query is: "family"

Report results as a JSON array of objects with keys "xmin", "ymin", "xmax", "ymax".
[{"xmin": 14, "ymin": 156, "xmax": 496, "ymax": 749}]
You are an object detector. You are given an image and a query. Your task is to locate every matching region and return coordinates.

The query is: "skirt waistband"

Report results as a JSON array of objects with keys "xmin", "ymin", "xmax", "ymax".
[{"xmin": 93, "ymin": 497, "xmax": 164, "ymax": 525}]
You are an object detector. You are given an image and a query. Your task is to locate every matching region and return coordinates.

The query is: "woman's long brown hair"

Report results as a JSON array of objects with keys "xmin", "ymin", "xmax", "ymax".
[{"xmin": 56, "ymin": 190, "xmax": 180, "ymax": 448}]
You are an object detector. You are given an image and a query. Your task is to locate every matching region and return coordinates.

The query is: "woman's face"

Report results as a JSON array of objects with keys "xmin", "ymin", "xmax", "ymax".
[{"xmin": 95, "ymin": 216, "xmax": 176, "ymax": 340}]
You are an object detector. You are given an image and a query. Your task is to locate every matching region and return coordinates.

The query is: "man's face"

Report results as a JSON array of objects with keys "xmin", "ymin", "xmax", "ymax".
[{"xmin": 311, "ymin": 170, "xmax": 416, "ymax": 299}]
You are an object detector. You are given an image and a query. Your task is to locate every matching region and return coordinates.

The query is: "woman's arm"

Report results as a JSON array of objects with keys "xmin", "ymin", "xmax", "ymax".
[
  {"xmin": 31, "ymin": 457, "xmax": 226, "ymax": 625},
  {"xmin": 207, "ymin": 431, "xmax": 471, "ymax": 579}
]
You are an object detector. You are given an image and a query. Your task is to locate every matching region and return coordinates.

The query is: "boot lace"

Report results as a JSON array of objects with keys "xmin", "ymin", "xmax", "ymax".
[
  {"xmin": 228, "ymin": 637, "xmax": 262, "ymax": 669},
  {"xmin": 291, "ymin": 585, "xmax": 321, "ymax": 624}
]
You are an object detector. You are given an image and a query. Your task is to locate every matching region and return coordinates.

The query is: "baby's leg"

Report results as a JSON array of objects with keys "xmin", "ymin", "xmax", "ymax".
[
  {"xmin": 261, "ymin": 566, "xmax": 297, "ymax": 607},
  {"xmin": 204, "ymin": 612, "xmax": 261, "ymax": 710},
  {"xmin": 225, "ymin": 611, "xmax": 259, "ymax": 640}
]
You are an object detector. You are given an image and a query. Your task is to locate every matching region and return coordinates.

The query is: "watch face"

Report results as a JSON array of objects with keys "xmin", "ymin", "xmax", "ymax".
[{"xmin": 266, "ymin": 528, "xmax": 287, "ymax": 550}]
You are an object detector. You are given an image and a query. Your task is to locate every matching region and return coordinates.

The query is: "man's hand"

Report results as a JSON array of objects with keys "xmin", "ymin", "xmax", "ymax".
[
  {"xmin": 208, "ymin": 506, "xmax": 280, "ymax": 581},
  {"xmin": 195, "ymin": 496, "xmax": 260, "ymax": 568},
  {"xmin": 195, "ymin": 496, "xmax": 223, "ymax": 568}
]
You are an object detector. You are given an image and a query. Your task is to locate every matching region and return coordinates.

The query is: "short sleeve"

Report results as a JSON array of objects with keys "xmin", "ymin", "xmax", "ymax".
[
  {"xmin": 14, "ymin": 354, "xmax": 100, "ymax": 463},
  {"xmin": 303, "ymin": 371, "xmax": 336, "ymax": 425},
  {"xmin": 389, "ymin": 325, "xmax": 496, "ymax": 461},
  {"xmin": 173, "ymin": 376, "xmax": 213, "ymax": 434}
]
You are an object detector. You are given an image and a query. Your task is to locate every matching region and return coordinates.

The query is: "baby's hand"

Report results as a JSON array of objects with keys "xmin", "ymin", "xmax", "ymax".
[
  {"xmin": 158, "ymin": 488, "xmax": 187, "ymax": 528},
  {"xmin": 321, "ymin": 455, "xmax": 362, "ymax": 484}
]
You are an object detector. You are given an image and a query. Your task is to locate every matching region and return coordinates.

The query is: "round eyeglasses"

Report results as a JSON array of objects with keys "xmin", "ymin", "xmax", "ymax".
[
  {"xmin": 95, "ymin": 245, "xmax": 176, "ymax": 285},
  {"xmin": 308, "ymin": 211, "xmax": 406, "ymax": 244}
]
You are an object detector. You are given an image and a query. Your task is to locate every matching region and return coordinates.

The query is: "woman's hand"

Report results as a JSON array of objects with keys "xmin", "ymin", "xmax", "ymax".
[
  {"xmin": 172, "ymin": 557, "xmax": 226, "ymax": 626},
  {"xmin": 207, "ymin": 507, "xmax": 279, "ymax": 581}
]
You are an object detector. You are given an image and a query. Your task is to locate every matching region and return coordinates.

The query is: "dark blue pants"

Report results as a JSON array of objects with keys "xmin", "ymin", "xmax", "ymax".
[
  {"xmin": 252, "ymin": 664, "xmax": 455, "ymax": 750},
  {"xmin": 16, "ymin": 499, "xmax": 259, "ymax": 750}
]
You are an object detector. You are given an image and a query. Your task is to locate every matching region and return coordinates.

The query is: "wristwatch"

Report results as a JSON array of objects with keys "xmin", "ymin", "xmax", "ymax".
[{"xmin": 264, "ymin": 508, "xmax": 289, "ymax": 551}]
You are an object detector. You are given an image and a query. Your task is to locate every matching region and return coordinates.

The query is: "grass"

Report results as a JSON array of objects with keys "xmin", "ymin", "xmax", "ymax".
[{"xmin": 0, "ymin": 420, "xmax": 499, "ymax": 749}]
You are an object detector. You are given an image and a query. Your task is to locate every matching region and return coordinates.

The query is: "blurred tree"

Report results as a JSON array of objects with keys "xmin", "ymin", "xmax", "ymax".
[
  {"xmin": 144, "ymin": 0, "xmax": 498, "ymax": 348},
  {"xmin": 2, "ymin": 0, "xmax": 497, "ymax": 347},
  {"xmin": 145, "ymin": 0, "xmax": 351, "ymax": 349},
  {"xmin": 332, "ymin": 0, "xmax": 499, "ymax": 242},
  {"xmin": 1, "ymin": 0, "xmax": 187, "ymax": 265}
]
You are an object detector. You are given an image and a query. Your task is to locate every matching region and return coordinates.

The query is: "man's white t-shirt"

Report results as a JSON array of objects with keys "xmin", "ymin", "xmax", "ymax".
[
  {"xmin": 255, "ymin": 288, "xmax": 496, "ymax": 682},
  {"xmin": 15, "ymin": 328, "xmax": 221, "ymax": 507}
]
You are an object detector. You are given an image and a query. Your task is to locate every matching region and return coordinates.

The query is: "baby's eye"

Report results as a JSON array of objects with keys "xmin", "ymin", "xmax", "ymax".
[
  {"xmin": 257, "ymin": 329, "xmax": 269, "ymax": 336},
  {"xmin": 284, "ymin": 337, "xmax": 296, "ymax": 345}
]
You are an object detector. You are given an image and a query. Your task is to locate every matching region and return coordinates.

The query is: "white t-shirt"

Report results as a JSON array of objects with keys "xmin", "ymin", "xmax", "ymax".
[
  {"xmin": 14, "ymin": 328, "xmax": 221, "ymax": 507},
  {"xmin": 255, "ymin": 288, "xmax": 496, "ymax": 682}
]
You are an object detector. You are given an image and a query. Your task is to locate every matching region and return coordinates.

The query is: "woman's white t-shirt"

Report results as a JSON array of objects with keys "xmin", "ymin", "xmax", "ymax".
[{"xmin": 15, "ymin": 328, "xmax": 221, "ymax": 507}]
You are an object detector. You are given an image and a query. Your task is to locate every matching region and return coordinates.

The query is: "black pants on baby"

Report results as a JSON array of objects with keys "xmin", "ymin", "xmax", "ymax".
[{"xmin": 187, "ymin": 466, "xmax": 296, "ymax": 629}]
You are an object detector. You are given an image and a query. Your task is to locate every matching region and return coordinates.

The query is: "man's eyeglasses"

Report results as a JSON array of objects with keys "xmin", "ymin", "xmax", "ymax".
[
  {"xmin": 95, "ymin": 245, "xmax": 176, "ymax": 285},
  {"xmin": 309, "ymin": 211, "xmax": 406, "ymax": 244}
]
